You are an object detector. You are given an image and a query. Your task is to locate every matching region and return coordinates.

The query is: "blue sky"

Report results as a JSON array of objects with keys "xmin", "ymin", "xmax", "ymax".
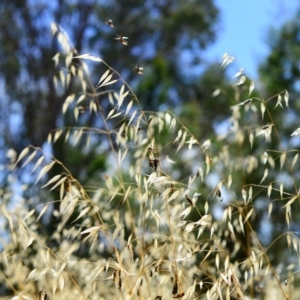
[{"xmin": 205, "ymin": 0, "xmax": 299, "ymax": 79}]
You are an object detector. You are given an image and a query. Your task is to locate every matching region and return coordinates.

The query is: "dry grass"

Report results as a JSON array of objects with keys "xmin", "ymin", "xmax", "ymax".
[{"xmin": 1, "ymin": 23, "xmax": 300, "ymax": 300}]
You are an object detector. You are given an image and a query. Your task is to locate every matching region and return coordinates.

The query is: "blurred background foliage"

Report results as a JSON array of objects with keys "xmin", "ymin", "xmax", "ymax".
[{"xmin": 1, "ymin": 0, "xmax": 300, "ymax": 298}]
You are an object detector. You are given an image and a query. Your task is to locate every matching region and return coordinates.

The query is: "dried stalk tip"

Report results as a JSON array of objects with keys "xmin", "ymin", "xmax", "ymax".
[
  {"xmin": 149, "ymin": 158, "xmax": 160, "ymax": 171},
  {"xmin": 172, "ymin": 281, "xmax": 178, "ymax": 295},
  {"xmin": 39, "ymin": 290, "xmax": 48, "ymax": 300},
  {"xmin": 169, "ymin": 183, "xmax": 174, "ymax": 195},
  {"xmin": 105, "ymin": 19, "xmax": 114, "ymax": 28},
  {"xmin": 214, "ymin": 187, "xmax": 223, "ymax": 201},
  {"xmin": 134, "ymin": 64, "xmax": 144, "ymax": 75},
  {"xmin": 113, "ymin": 270, "xmax": 122, "ymax": 290},
  {"xmin": 64, "ymin": 178, "xmax": 70, "ymax": 193},
  {"xmin": 185, "ymin": 194, "xmax": 193, "ymax": 206},
  {"xmin": 173, "ymin": 292, "xmax": 185, "ymax": 298},
  {"xmin": 149, "ymin": 269, "xmax": 153, "ymax": 277},
  {"xmin": 114, "ymin": 34, "xmax": 128, "ymax": 46}
]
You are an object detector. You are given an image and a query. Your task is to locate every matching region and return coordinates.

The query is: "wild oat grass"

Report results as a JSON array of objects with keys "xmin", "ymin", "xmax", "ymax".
[{"xmin": 1, "ymin": 23, "xmax": 300, "ymax": 300}]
